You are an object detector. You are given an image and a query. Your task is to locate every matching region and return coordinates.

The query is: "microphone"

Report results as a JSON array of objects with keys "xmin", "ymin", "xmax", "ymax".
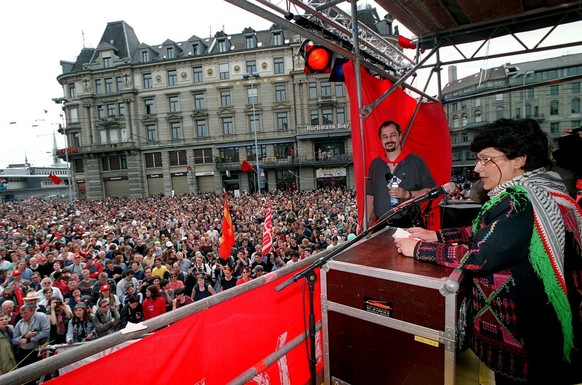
[{"xmin": 390, "ymin": 182, "xmax": 456, "ymax": 213}]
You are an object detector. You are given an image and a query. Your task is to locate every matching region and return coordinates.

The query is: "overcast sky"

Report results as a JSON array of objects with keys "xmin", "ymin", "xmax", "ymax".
[{"xmin": 1, "ymin": 1, "xmax": 580, "ymax": 168}]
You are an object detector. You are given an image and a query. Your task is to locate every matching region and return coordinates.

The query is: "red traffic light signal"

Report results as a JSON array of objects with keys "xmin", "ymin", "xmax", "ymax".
[{"xmin": 300, "ymin": 40, "xmax": 333, "ymax": 74}]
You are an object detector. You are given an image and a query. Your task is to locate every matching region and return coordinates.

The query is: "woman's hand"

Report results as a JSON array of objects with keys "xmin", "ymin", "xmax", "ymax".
[
  {"xmin": 393, "ymin": 238, "xmax": 419, "ymax": 257},
  {"xmin": 408, "ymin": 227, "xmax": 438, "ymax": 242}
]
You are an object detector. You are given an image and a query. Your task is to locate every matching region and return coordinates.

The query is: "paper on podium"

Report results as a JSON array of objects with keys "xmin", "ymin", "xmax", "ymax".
[
  {"xmin": 392, "ymin": 228, "xmax": 422, "ymax": 241},
  {"xmin": 392, "ymin": 228, "xmax": 412, "ymax": 239}
]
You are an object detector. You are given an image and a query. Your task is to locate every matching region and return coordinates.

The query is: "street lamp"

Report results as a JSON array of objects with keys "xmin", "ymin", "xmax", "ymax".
[
  {"xmin": 52, "ymin": 97, "xmax": 74, "ymax": 207},
  {"xmin": 243, "ymin": 72, "xmax": 261, "ymax": 194}
]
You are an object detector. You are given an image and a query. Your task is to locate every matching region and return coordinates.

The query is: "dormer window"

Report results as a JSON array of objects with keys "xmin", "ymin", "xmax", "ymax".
[
  {"xmin": 272, "ymin": 32, "xmax": 283, "ymax": 46},
  {"xmin": 218, "ymin": 40, "xmax": 228, "ymax": 53},
  {"xmin": 166, "ymin": 47, "xmax": 174, "ymax": 59},
  {"xmin": 141, "ymin": 50, "xmax": 149, "ymax": 63},
  {"xmin": 246, "ymin": 35, "xmax": 256, "ymax": 49},
  {"xmin": 103, "ymin": 57, "xmax": 112, "ymax": 68}
]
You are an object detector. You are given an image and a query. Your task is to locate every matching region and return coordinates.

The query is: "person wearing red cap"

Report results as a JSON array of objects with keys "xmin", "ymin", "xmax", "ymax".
[{"xmin": 93, "ymin": 283, "xmax": 120, "ymax": 313}]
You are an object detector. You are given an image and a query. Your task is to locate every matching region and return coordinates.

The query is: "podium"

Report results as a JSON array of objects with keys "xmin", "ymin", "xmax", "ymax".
[{"xmin": 321, "ymin": 227, "xmax": 467, "ymax": 385}]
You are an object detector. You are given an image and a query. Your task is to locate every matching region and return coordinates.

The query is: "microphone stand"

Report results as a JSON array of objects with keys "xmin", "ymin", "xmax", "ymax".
[{"xmin": 275, "ymin": 205, "xmax": 407, "ymax": 385}]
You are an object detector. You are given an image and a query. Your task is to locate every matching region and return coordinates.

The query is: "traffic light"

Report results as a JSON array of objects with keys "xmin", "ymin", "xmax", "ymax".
[{"xmin": 299, "ymin": 39, "xmax": 347, "ymax": 81}]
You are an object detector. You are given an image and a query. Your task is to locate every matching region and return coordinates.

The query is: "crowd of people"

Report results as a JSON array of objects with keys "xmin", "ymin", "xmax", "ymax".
[{"xmin": 0, "ymin": 188, "xmax": 358, "ymax": 376}]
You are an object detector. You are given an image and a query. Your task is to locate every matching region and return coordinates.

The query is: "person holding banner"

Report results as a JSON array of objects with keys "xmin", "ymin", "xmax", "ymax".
[
  {"xmin": 366, "ymin": 120, "xmax": 436, "ymax": 228},
  {"xmin": 395, "ymin": 119, "xmax": 582, "ymax": 385}
]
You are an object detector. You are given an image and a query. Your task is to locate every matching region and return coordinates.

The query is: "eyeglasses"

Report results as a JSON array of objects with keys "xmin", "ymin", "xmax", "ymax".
[
  {"xmin": 100, "ymin": 304, "xmax": 110, "ymax": 308},
  {"xmin": 380, "ymin": 133, "xmax": 399, "ymax": 140},
  {"xmin": 474, "ymin": 153, "xmax": 509, "ymax": 166}
]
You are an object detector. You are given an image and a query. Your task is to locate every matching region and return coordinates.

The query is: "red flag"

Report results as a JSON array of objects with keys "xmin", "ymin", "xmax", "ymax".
[
  {"xmin": 218, "ymin": 193, "xmax": 235, "ymax": 260},
  {"xmin": 49, "ymin": 172, "xmax": 63, "ymax": 185},
  {"xmin": 14, "ymin": 282, "xmax": 24, "ymax": 308},
  {"xmin": 262, "ymin": 205, "xmax": 273, "ymax": 256},
  {"xmin": 241, "ymin": 160, "xmax": 255, "ymax": 173}
]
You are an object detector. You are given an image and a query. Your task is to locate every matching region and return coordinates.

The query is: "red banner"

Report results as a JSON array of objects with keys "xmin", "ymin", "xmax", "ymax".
[
  {"xmin": 45, "ymin": 269, "xmax": 323, "ymax": 385},
  {"xmin": 219, "ymin": 193, "xmax": 235, "ymax": 260},
  {"xmin": 343, "ymin": 61, "xmax": 452, "ymax": 230}
]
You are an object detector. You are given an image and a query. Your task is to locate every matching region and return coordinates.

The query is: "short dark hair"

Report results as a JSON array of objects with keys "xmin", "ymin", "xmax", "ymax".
[
  {"xmin": 378, "ymin": 120, "xmax": 402, "ymax": 137},
  {"xmin": 470, "ymin": 118, "xmax": 550, "ymax": 171}
]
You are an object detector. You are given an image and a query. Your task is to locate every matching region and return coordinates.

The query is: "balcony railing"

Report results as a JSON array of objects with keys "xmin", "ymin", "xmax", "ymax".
[{"xmin": 215, "ymin": 153, "xmax": 353, "ymax": 171}]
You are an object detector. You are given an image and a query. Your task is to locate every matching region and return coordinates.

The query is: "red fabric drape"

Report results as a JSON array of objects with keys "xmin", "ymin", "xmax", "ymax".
[
  {"xmin": 343, "ymin": 61, "xmax": 452, "ymax": 230},
  {"xmin": 46, "ymin": 269, "xmax": 322, "ymax": 385}
]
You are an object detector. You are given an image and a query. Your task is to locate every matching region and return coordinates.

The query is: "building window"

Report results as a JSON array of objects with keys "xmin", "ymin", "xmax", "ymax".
[
  {"xmin": 105, "ymin": 78, "xmax": 114, "ymax": 93},
  {"xmin": 310, "ymin": 110, "xmax": 319, "ymax": 125},
  {"xmin": 495, "ymin": 94, "xmax": 503, "ymax": 102},
  {"xmin": 322, "ymin": 109, "xmax": 333, "ymax": 124},
  {"xmin": 452, "ymin": 116, "xmax": 459, "ymax": 128},
  {"xmin": 118, "ymin": 102, "xmax": 125, "ymax": 117},
  {"xmin": 335, "ymin": 83, "xmax": 345, "ymax": 97},
  {"xmin": 571, "ymin": 98, "xmax": 580, "ymax": 114},
  {"xmin": 272, "ymin": 32, "xmax": 283, "ymax": 46},
  {"xmin": 103, "ymin": 57, "xmax": 112, "ymax": 68},
  {"xmin": 193, "ymin": 66, "xmax": 203, "ymax": 83},
  {"xmin": 474, "ymin": 111, "xmax": 481, "ymax": 123},
  {"xmin": 168, "ymin": 69, "xmax": 178, "ymax": 86},
  {"xmin": 550, "ymin": 101, "xmax": 559, "ymax": 115},
  {"xmin": 146, "ymin": 124, "xmax": 157, "ymax": 141},
  {"xmin": 247, "ymin": 87, "xmax": 258, "ymax": 105},
  {"xmin": 247, "ymin": 145, "xmax": 267, "ymax": 162},
  {"xmin": 116, "ymin": 76, "xmax": 123, "ymax": 92},
  {"xmin": 515, "ymin": 107, "xmax": 521, "ymax": 119},
  {"xmin": 145, "ymin": 152, "xmax": 163, "ymax": 168},
  {"xmin": 97, "ymin": 105, "xmax": 105, "ymax": 119},
  {"xmin": 246, "ymin": 60, "xmax": 257, "ymax": 74},
  {"xmin": 107, "ymin": 103, "xmax": 116, "ymax": 118},
  {"xmin": 461, "ymin": 113, "xmax": 468, "ymax": 127},
  {"xmin": 141, "ymin": 51, "xmax": 149, "ymax": 63},
  {"xmin": 101, "ymin": 155, "xmax": 127, "ymax": 171},
  {"xmin": 73, "ymin": 159, "xmax": 84, "ymax": 173},
  {"xmin": 274, "ymin": 57, "xmax": 284, "ymax": 74},
  {"xmin": 534, "ymin": 106, "xmax": 539, "ymax": 117},
  {"xmin": 218, "ymin": 40, "xmax": 228, "ymax": 53},
  {"xmin": 95, "ymin": 79, "xmax": 103, "ymax": 95},
  {"xmin": 550, "ymin": 85, "xmax": 559, "ymax": 96},
  {"xmin": 525, "ymin": 104, "xmax": 532, "ymax": 118},
  {"xmin": 274, "ymin": 143, "xmax": 292, "ymax": 159},
  {"xmin": 143, "ymin": 73, "xmax": 153, "ymax": 89},
  {"xmin": 550, "ymin": 122, "xmax": 560, "ymax": 134},
  {"xmin": 308, "ymin": 82, "xmax": 317, "ymax": 99},
  {"xmin": 166, "ymin": 47, "xmax": 174, "ymax": 59},
  {"xmin": 170, "ymin": 122, "xmax": 183, "ymax": 139},
  {"xmin": 475, "ymin": 98, "xmax": 481, "ymax": 107},
  {"xmin": 71, "ymin": 132, "xmax": 81, "ymax": 147},
  {"xmin": 222, "ymin": 116, "xmax": 234, "ymax": 135},
  {"xmin": 337, "ymin": 108, "xmax": 345, "ymax": 124},
  {"xmin": 219, "ymin": 63, "xmax": 229, "ymax": 80},
  {"xmin": 145, "ymin": 99, "xmax": 155, "ymax": 115},
  {"xmin": 572, "ymin": 82, "xmax": 581, "ymax": 93},
  {"xmin": 496, "ymin": 106, "xmax": 505, "ymax": 120},
  {"xmin": 249, "ymin": 114, "xmax": 260, "ymax": 133},
  {"xmin": 169, "ymin": 96, "xmax": 180, "ymax": 112},
  {"xmin": 276, "ymin": 112, "xmax": 288, "ymax": 130},
  {"xmin": 220, "ymin": 89, "xmax": 232, "ymax": 107},
  {"xmin": 194, "ymin": 148, "xmax": 213, "ymax": 164},
  {"xmin": 275, "ymin": 84, "xmax": 286, "ymax": 102},
  {"xmin": 572, "ymin": 120, "xmax": 581, "ymax": 129},
  {"xmin": 321, "ymin": 82, "xmax": 332, "ymax": 97},
  {"xmin": 527, "ymin": 89, "xmax": 535, "ymax": 99},
  {"xmin": 70, "ymin": 107, "xmax": 79, "ymax": 124},
  {"xmin": 196, "ymin": 119, "xmax": 208, "ymax": 137},
  {"xmin": 194, "ymin": 93, "xmax": 206, "ymax": 110},
  {"xmin": 68, "ymin": 84, "xmax": 76, "ymax": 98},
  {"xmin": 219, "ymin": 147, "xmax": 239, "ymax": 163},
  {"xmin": 169, "ymin": 150, "xmax": 187, "ymax": 166},
  {"xmin": 245, "ymin": 36, "xmax": 256, "ymax": 49}
]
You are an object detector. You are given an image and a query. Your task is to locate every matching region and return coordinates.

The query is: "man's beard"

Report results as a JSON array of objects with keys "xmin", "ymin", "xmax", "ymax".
[{"xmin": 384, "ymin": 142, "xmax": 398, "ymax": 152}]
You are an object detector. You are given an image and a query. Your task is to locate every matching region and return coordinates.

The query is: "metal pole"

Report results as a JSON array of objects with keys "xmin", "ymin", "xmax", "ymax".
[
  {"xmin": 244, "ymin": 72, "xmax": 261, "ymax": 194},
  {"xmin": 62, "ymin": 118, "xmax": 73, "ymax": 207}
]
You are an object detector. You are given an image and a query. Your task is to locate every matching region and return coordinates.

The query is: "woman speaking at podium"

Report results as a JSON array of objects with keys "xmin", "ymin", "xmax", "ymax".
[{"xmin": 395, "ymin": 118, "xmax": 582, "ymax": 385}]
